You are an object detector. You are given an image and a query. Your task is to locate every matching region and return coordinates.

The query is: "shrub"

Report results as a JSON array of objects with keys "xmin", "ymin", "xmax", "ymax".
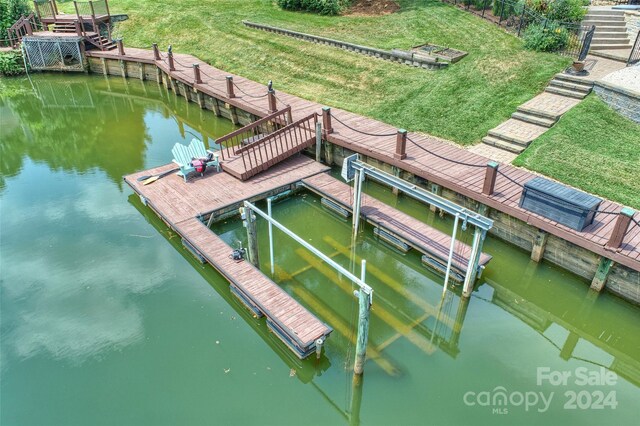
[
  {"xmin": 277, "ymin": 0, "xmax": 351, "ymax": 15},
  {"xmin": 473, "ymin": 0, "xmax": 492, "ymax": 10},
  {"xmin": 492, "ymin": 0, "xmax": 517, "ymax": 19},
  {"xmin": 523, "ymin": 21, "xmax": 569, "ymax": 52},
  {"xmin": 0, "ymin": 0, "xmax": 31, "ymax": 40},
  {"xmin": 0, "ymin": 51, "xmax": 25, "ymax": 76},
  {"xmin": 546, "ymin": 0, "xmax": 586, "ymax": 23}
]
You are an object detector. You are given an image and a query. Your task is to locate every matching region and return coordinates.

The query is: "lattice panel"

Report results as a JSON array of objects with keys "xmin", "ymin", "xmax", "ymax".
[{"xmin": 23, "ymin": 38, "xmax": 84, "ymax": 71}]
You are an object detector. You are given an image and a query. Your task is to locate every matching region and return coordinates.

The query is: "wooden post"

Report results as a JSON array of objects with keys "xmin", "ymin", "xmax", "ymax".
[
  {"xmin": 590, "ymin": 257, "xmax": 614, "ymax": 292},
  {"xmin": 606, "ymin": 207, "xmax": 635, "ymax": 249},
  {"xmin": 315, "ymin": 121, "xmax": 322, "ymax": 162},
  {"xmin": 212, "ymin": 98, "xmax": 221, "ymax": 116},
  {"xmin": 74, "ymin": 19, "xmax": 82, "ymax": 36},
  {"xmin": 155, "ymin": 66, "xmax": 162, "ymax": 84},
  {"xmin": 167, "ymin": 49, "xmax": 175, "ymax": 71},
  {"xmin": 193, "ymin": 63, "xmax": 202, "ymax": 84},
  {"xmin": 52, "ymin": 0, "xmax": 58, "ymax": 15},
  {"xmin": 116, "ymin": 38, "xmax": 125, "ymax": 56},
  {"xmin": 197, "ymin": 91, "xmax": 205, "ymax": 109},
  {"xmin": 450, "ymin": 295, "xmax": 469, "ymax": 348},
  {"xmin": 100, "ymin": 57, "xmax": 107, "ymax": 76},
  {"xmin": 482, "ymin": 161, "xmax": 499, "ymax": 195},
  {"xmin": 394, "ymin": 129, "xmax": 407, "ymax": 160},
  {"xmin": 242, "ymin": 207, "xmax": 260, "ymax": 267},
  {"xmin": 350, "ymin": 368, "xmax": 365, "ymax": 425},
  {"xmin": 559, "ymin": 332, "xmax": 579, "ymax": 361},
  {"xmin": 324, "ymin": 141, "xmax": 334, "ymax": 165},
  {"xmin": 354, "ymin": 262, "xmax": 371, "ymax": 375},
  {"xmin": 226, "ymin": 76, "xmax": 235, "ymax": 98},
  {"xmin": 138, "ymin": 62, "xmax": 145, "ymax": 81},
  {"xmin": 25, "ymin": 20, "xmax": 33, "ymax": 36},
  {"xmin": 119, "ymin": 59, "xmax": 127, "ymax": 78},
  {"xmin": 462, "ymin": 227, "xmax": 485, "ymax": 298},
  {"xmin": 152, "ymin": 43, "xmax": 161, "ymax": 61},
  {"xmin": 322, "ymin": 107, "xmax": 333, "ymax": 135},
  {"xmin": 268, "ymin": 89, "xmax": 277, "ymax": 113},
  {"xmin": 391, "ymin": 167, "xmax": 401, "ymax": 195},
  {"xmin": 34, "ymin": 1, "xmax": 42, "ymax": 21},
  {"xmin": 531, "ymin": 229, "xmax": 549, "ymax": 262},
  {"xmin": 429, "ymin": 183, "xmax": 442, "ymax": 212}
]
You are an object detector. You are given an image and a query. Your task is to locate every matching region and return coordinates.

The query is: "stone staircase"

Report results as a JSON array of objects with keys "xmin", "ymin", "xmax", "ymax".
[
  {"xmin": 481, "ymin": 74, "xmax": 594, "ymax": 154},
  {"xmin": 583, "ymin": 9, "xmax": 632, "ymax": 51}
]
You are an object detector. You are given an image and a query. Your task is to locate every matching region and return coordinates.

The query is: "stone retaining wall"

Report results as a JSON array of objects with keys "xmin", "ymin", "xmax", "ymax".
[
  {"xmin": 624, "ymin": 11, "xmax": 640, "ymax": 44},
  {"xmin": 594, "ymin": 80, "xmax": 640, "ymax": 123},
  {"xmin": 242, "ymin": 21, "xmax": 448, "ymax": 70}
]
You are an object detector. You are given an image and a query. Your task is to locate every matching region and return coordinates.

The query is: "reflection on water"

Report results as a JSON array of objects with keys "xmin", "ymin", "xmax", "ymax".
[{"xmin": 1, "ymin": 73, "xmax": 639, "ymax": 425}]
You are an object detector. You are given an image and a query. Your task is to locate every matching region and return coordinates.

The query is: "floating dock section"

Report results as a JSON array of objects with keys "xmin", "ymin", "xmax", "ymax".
[{"xmin": 124, "ymin": 156, "xmax": 332, "ymax": 358}]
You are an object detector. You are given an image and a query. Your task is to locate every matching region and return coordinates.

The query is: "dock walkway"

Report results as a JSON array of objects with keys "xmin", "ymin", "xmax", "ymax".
[
  {"xmin": 88, "ymin": 47, "xmax": 640, "ymax": 274},
  {"xmin": 124, "ymin": 156, "xmax": 332, "ymax": 358},
  {"xmin": 302, "ymin": 173, "xmax": 492, "ymax": 276}
]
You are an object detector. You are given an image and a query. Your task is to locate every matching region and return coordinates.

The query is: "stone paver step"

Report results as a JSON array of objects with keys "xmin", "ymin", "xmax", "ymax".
[
  {"xmin": 468, "ymin": 143, "xmax": 518, "ymax": 164},
  {"xmin": 517, "ymin": 92, "xmax": 582, "ymax": 118},
  {"xmin": 544, "ymin": 86, "xmax": 589, "ymax": 99},
  {"xmin": 593, "ymin": 26, "xmax": 628, "ymax": 32},
  {"xmin": 590, "ymin": 43, "xmax": 633, "ymax": 50},
  {"xmin": 481, "ymin": 136, "xmax": 527, "ymax": 154},
  {"xmin": 511, "ymin": 111, "xmax": 556, "ymax": 128},
  {"xmin": 488, "ymin": 118, "xmax": 547, "ymax": 146},
  {"xmin": 591, "ymin": 36, "xmax": 631, "ymax": 44},
  {"xmin": 583, "ymin": 19, "xmax": 626, "ymax": 26},
  {"xmin": 584, "ymin": 15, "xmax": 626, "ymax": 21},
  {"xmin": 554, "ymin": 73, "xmax": 594, "ymax": 86},
  {"xmin": 548, "ymin": 79, "xmax": 593, "ymax": 94},
  {"xmin": 586, "ymin": 10, "xmax": 625, "ymax": 16},
  {"xmin": 593, "ymin": 32, "xmax": 631, "ymax": 39}
]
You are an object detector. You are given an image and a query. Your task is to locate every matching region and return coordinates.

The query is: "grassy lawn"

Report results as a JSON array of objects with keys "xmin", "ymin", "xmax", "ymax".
[
  {"xmin": 513, "ymin": 95, "xmax": 640, "ymax": 209},
  {"xmin": 60, "ymin": 0, "xmax": 569, "ymax": 145}
]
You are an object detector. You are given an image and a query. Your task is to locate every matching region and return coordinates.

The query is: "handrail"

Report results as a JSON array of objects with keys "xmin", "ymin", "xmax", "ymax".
[
  {"xmin": 238, "ymin": 113, "xmax": 317, "ymax": 176},
  {"xmin": 215, "ymin": 106, "xmax": 292, "ymax": 159},
  {"xmin": 628, "ymin": 32, "xmax": 640, "ymax": 66},
  {"xmin": 7, "ymin": 14, "xmax": 39, "ymax": 48}
]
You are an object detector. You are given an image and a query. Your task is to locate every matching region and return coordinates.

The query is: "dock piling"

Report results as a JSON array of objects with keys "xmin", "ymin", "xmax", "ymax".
[
  {"xmin": 607, "ymin": 207, "xmax": 635, "ymax": 249},
  {"xmin": 226, "ymin": 76, "xmax": 235, "ymax": 98},
  {"xmin": 117, "ymin": 39, "xmax": 125, "ymax": 56},
  {"xmin": 241, "ymin": 206, "xmax": 260, "ymax": 267},
  {"xmin": 394, "ymin": 129, "xmax": 407, "ymax": 160},
  {"xmin": 193, "ymin": 63, "xmax": 202, "ymax": 84},
  {"xmin": 167, "ymin": 46, "xmax": 175, "ymax": 71},
  {"xmin": 268, "ymin": 89, "xmax": 277, "ymax": 113},
  {"xmin": 354, "ymin": 260, "xmax": 371, "ymax": 375},
  {"xmin": 322, "ymin": 107, "xmax": 333, "ymax": 135},
  {"xmin": 315, "ymin": 121, "xmax": 322, "ymax": 162},
  {"xmin": 152, "ymin": 43, "xmax": 161, "ymax": 61},
  {"xmin": 482, "ymin": 161, "xmax": 499, "ymax": 195}
]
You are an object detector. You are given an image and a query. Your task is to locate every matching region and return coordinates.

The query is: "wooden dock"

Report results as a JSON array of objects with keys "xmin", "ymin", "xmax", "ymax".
[
  {"xmin": 87, "ymin": 46, "xmax": 640, "ymax": 276},
  {"xmin": 124, "ymin": 156, "xmax": 333, "ymax": 358},
  {"xmin": 302, "ymin": 173, "xmax": 492, "ymax": 276}
]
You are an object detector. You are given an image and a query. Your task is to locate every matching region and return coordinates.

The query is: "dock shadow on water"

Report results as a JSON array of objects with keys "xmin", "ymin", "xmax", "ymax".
[{"xmin": 1, "ymin": 73, "xmax": 639, "ymax": 425}]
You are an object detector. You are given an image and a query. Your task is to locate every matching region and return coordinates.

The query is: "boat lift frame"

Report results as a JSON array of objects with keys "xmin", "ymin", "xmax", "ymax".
[
  {"xmin": 343, "ymin": 155, "xmax": 494, "ymax": 298},
  {"xmin": 243, "ymin": 200, "xmax": 373, "ymax": 375}
]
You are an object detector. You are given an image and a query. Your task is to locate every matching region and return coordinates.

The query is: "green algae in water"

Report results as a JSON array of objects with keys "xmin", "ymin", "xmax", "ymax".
[{"xmin": 1, "ymin": 73, "xmax": 639, "ymax": 426}]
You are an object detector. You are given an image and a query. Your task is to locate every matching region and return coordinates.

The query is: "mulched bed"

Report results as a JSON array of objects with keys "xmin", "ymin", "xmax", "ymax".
[{"xmin": 344, "ymin": 0, "xmax": 401, "ymax": 16}]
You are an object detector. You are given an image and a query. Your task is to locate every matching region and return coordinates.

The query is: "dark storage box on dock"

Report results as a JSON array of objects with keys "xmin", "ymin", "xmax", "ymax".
[{"xmin": 519, "ymin": 177, "xmax": 602, "ymax": 231}]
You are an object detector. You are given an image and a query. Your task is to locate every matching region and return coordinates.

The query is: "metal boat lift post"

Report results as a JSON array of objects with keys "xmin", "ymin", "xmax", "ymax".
[
  {"xmin": 343, "ymin": 155, "xmax": 493, "ymax": 298},
  {"xmin": 244, "ymin": 200, "xmax": 374, "ymax": 375}
]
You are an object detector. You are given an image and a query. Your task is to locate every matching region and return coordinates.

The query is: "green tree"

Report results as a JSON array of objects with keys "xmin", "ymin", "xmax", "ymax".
[{"xmin": 0, "ymin": 0, "xmax": 31, "ymax": 44}]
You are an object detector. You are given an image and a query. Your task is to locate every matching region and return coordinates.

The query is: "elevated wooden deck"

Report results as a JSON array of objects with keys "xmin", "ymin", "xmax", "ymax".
[
  {"xmin": 302, "ymin": 173, "xmax": 492, "ymax": 275},
  {"xmin": 124, "ymin": 156, "xmax": 332, "ymax": 358},
  {"xmin": 89, "ymin": 47, "xmax": 640, "ymax": 274}
]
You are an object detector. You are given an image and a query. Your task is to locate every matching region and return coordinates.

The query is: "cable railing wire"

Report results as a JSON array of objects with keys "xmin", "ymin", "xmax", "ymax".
[
  {"xmin": 232, "ymin": 81, "xmax": 268, "ymax": 99},
  {"xmin": 330, "ymin": 112, "xmax": 397, "ymax": 137},
  {"xmin": 407, "ymin": 136, "xmax": 485, "ymax": 168}
]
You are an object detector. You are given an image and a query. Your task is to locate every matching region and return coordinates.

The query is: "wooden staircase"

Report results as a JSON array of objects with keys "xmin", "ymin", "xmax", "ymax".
[{"xmin": 220, "ymin": 113, "xmax": 318, "ymax": 181}]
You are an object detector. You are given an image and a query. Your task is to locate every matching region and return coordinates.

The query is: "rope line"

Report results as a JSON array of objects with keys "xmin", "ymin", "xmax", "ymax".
[
  {"xmin": 233, "ymin": 82, "xmax": 268, "ymax": 99},
  {"xmin": 330, "ymin": 112, "xmax": 397, "ymax": 137},
  {"xmin": 408, "ymin": 136, "xmax": 486, "ymax": 168},
  {"xmin": 274, "ymin": 93, "xmax": 291, "ymax": 108}
]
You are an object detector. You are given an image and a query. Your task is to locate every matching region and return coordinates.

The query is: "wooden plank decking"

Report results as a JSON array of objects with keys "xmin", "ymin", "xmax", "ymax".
[
  {"xmin": 124, "ymin": 156, "xmax": 332, "ymax": 358},
  {"xmin": 90, "ymin": 47, "xmax": 640, "ymax": 273},
  {"xmin": 302, "ymin": 173, "xmax": 492, "ymax": 274}
]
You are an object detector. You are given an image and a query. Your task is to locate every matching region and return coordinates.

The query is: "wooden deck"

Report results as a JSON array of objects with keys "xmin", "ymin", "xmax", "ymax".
[
  {"xmin": 124, "ymin": 156, "xmax": 332, "ymax": 358},
  {"xmin": 89, "ymin": 47, "xmax": 640, "ymax": 273},
  {"xmin": 303, "ymin": 173, "xmax": 492, "ymax": 275},
  {"xmin": 221, "ymin": 113, "xmax": 318, "ymax": 181}
]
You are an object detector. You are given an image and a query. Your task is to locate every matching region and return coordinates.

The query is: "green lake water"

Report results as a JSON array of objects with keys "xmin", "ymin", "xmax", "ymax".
[{"xmin": 1, "ymin": 74, "xmax": 639, "ymax": 426}]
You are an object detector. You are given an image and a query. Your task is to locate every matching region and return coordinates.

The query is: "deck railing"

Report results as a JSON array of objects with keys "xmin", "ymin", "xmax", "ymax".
[
  {"xmin": 629, "ymin": 32, "xmax": 640, "ymax": 66},
  {"xmin": 215, "ymin": 106, "xmax": 293, "ymax": 160},
  {"xmin": 33, "ymin": 0, "xmax": 56, "ymax": 21},
  {"xmin": 236, "ymin": 113, "xmax": 317, "ymax": 176},
  {"xmin": 7, "ymin": 14, "xmax": 41, "ymax": 48},
  {"xmin": 442, "ymin": 0, "xmax": 595, "ymax": 59}
]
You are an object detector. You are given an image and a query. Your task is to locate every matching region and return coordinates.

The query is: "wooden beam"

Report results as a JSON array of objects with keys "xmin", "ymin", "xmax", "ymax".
[
  {"xmin": 590, "ymin": 257, "xmax": 614, "ymax": 292},
  {"xmin": 531, "ymin": 229, "xmax": 549, "ymax": 262}
]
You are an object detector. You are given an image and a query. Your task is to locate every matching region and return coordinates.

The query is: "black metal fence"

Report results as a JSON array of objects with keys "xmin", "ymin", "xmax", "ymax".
[
  {"xmin": 443, "ymin": 0, "xmax": 595, "ymax": 59},
  {"xmin": 629, "ymin": 32, "xmax": 640, "ymax": 66}
]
